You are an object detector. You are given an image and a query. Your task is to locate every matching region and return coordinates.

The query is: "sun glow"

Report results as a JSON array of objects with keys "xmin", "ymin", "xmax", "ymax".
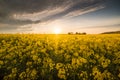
[{"xmin": 54, "ymin": 28, "xmax": 61, "ymax": 34}]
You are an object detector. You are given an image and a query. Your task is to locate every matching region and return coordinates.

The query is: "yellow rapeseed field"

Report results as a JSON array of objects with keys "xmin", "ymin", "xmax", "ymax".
[{"xmin": 0, "ymin": 34, "xmax": 120, "ymax": 80}]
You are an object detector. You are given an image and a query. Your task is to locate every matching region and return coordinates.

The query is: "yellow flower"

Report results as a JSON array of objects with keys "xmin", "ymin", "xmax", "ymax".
[
  {"xmin": 32, "ymin": 55, "xmax": 38, "ymax": 61},
  {"xmin": 19, "ymin": 72, "xmax": 26, "ymax": 79},
  {"xmin": 37, "ymin": 58, "xmax": 41, "ymax": 63},
  {"xmin": 12, "ymin": 68, "xmax": 17, "ymax": 73},
  {"xmin": 0, "ymin": 60, "xmax": 3, "ymax": 65},
  {"xmin": 73, "ymin": 52, "xmax": 79, "ymax": 57},
  {"xmin": 26, "ymin": 61, "xmax": 32, "ymax": 66},
  {"xmin": 58, "ymin": 74, "xmax": 66, "ymax": 79},
  {"xmin": 58, "ymin": 68, "xmax": 66, "ymax": 79},
  {"xmin": 71, "ymin": 58, "xmax": 77, "ymax": 65},
  {"xmin": 30, "ymin": 69, "xmax": 37, "ymax": 77},
  {"xmin": 118, "ymin": 73, "xmax": 120, "ymax": 78},
  {"xmin": 58, "ymin": 68, "xmax": 66, "ymax": 74},
  {"xmin": 56, "ymin": 63, "xmax": 64, "ymax": 69}
]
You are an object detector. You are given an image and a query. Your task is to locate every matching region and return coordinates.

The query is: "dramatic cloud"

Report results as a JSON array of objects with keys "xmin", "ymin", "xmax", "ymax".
[
  {"xmin": 78, "ymin": 23, "xmax": 120, "ymax": 29},
  {"xmin": 0, "ymin": 0, "xmax": 106, "ymax": 32},
  {"xmin": 0, "ymin": 0, "xmax": 120, "ymax": 32}
]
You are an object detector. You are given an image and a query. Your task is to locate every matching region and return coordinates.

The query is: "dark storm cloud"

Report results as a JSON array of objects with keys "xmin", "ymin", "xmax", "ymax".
[{"xmin": 0, "ymin": 0, "xmax": 105, "ymax": 31}]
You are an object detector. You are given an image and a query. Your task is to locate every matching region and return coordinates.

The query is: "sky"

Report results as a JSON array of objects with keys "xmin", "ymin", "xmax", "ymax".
[{"xmin": 0, "ymin": 0, "xmax": 120, "ymax": 34}]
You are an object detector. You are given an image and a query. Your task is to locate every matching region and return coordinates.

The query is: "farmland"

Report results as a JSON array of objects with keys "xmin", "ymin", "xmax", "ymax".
[{"xmin": 0, "ymin": 34, "xmax": 120, "ymax": 80}]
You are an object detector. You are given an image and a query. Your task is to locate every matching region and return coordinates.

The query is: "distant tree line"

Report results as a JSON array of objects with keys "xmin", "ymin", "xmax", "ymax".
[
  {"xmin": 101, "ymin": 31, "xmax": 120, "ymax": 34},
  {"xmin": 68, "ymin": 32, "xmax": 86, "ymax": 35}
]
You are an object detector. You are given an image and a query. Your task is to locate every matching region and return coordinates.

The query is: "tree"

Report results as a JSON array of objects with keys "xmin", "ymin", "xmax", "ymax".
[
  {"xmin": 75, "ymin": 32, "xmax": 79, "ymax": 35},
  {"xmin": 68, "ymin": 32, "xmax": 73, "ymax": 35},
  {"xmin": 82, "ymin": 32, "xmax": 86, "ymax": 35}
]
